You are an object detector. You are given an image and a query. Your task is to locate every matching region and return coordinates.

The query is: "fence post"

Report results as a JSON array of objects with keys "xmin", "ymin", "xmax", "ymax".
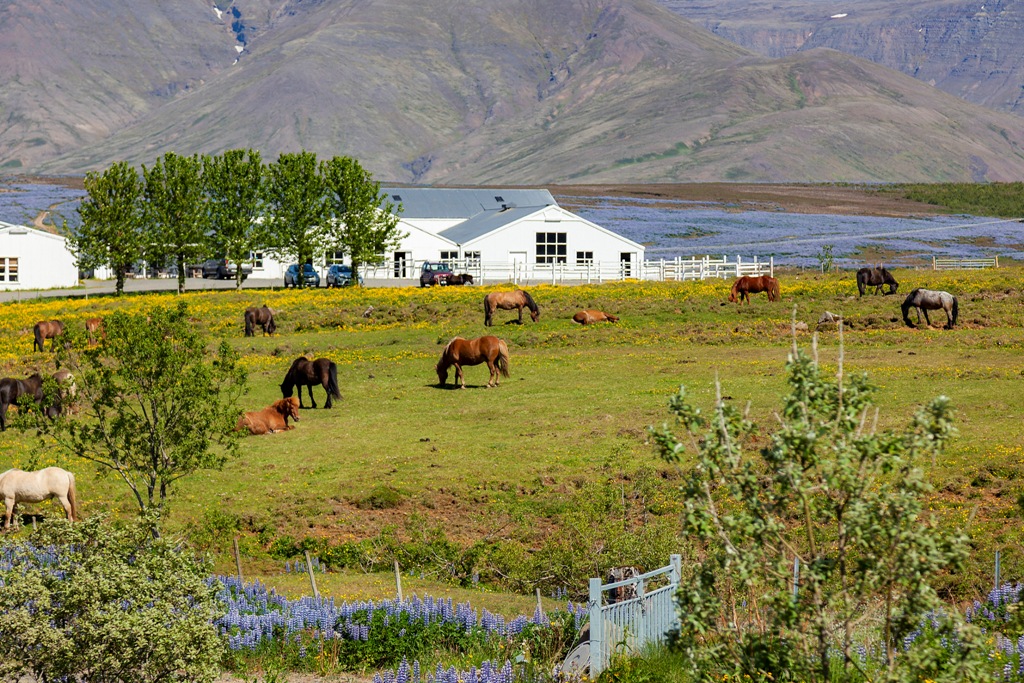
[
  {"xmin": 304, "ymin": 550, "xmax": 320, "ymax": 601},
  {"xmin": 792, "ymin": 557, "xmax": 800, "ymax": 601},
  {"xmin": 233, "ymin": 537, "xmax": 244, "ymax": 584},
  {"xmin": 589, "ymin": 577, "xmax": 604, "ymax": 676},
  {"xmin": 932, "ymin": 256, "xmax": 937, "ymax": 271},
  {"xmin": 996, "ymin": 550, "xmax": 1001, "ymax": 590},
  {"xmin": 394, "ymin": 559, "xmax": 404, "ymax": 602},
  {"xmin": 770, "ymin": 256, "xmax": 774, "ymax": 278}
]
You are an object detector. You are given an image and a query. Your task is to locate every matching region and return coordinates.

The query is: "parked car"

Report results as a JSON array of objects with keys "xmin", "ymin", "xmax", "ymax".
[
  {"xmin": 419, "ymin": 261, "xmax": 453, "ymax": 287},
  {"xmin": 284, "ymin": 263, "xmax": 321, "ymax": 288},
  {"xmin": 325, "ymin": 264, "xmax": 363, "ymax": 288},
  {"xmin": 201, "ymin": 258, "xmax": 252, "ymax": 280}
]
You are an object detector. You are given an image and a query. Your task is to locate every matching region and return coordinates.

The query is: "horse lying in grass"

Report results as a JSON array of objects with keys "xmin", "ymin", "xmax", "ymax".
[
  {"xmin": 728, "ymin": 275, "xmax": 780, "ymax": 304},
  {"xmin": 236, "ymin": 397, "xmax": 301, "ymax": 435},
  {"xmin": 902, "ymin": 289, "xmax": 958, "ymax": 329},
  {"xmin": 1, "ymin": 467, "xmax": 78, "ymax": 531},
  {"xmin": 572, "ymin": 310, "xmax": 619, "ymax": 325},
  {"xmin": 436, "ymin": 336, "xmax": 510, "ymax": 389}
]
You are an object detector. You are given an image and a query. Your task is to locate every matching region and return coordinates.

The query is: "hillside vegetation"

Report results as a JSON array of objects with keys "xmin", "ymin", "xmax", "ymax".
[{"xmin": 2, "ymin": 272, "xmax": 1023, "ymax": 607}]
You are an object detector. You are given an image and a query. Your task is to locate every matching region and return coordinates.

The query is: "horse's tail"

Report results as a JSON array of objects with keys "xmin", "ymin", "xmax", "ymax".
[
  {"xmin": 951, "ymin": 296, "xmax": 959, "ymax": 327},
  {"xmin": 483, "ymin": 294, "xmax": 492, "ymax": 326},
  {"xmin": 856, "ymin": 272, "xmax": 866, "ymax": 296},
  {"xmin": 33, "ymin": 324, "xmax": 43, "ymax": 352},
  {"xmin": 66, "ymin": 471, "xmax": 79, "ymax": 522},
  {"xmin": 327, "ymin": 362, "xmax": 341, "ymax": 399},
  {"xmin": 771, "ymin": 278, "xmax": 781, "ymax": 302},
  {"xmin": 497, "ymin": 340, "xmax": 511, "ymax": 378},
  {"xmin": 244, "ymin": 311, "xmax": 253, "ymax": 337}
]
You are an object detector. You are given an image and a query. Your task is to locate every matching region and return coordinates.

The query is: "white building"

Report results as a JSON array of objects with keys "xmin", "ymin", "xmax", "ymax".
[
  {"xmin": 370, "ymin": 187, "xmax": 645, "ymax": 282},
  {"xmin": 0, "ymin": 222, "xmax": 79, "ymax": 291}
]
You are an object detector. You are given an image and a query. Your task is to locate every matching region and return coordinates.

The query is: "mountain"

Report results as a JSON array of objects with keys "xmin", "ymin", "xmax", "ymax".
[
  {"xmin": 4, "ymin": 0, "xmax": 1024, "ymax": 183},
  {"xmin": 658, "ymin": 0, "xmax": 1024, "ymax": 116}
]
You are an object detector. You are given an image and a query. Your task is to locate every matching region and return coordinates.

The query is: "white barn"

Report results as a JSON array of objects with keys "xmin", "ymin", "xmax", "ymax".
[
  {"xmin": 372, "ymin": 187, "xmax": 645, "ymax": 282},
  {"xmin": 0, "ymin": 222, "xmax": 79, "ymax": 291}
]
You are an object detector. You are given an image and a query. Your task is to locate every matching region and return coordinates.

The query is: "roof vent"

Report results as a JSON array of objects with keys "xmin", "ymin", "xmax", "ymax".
[
  {"xmin": 391, "ymin": 194, "xmax": 402, "ymax": 201},
  {"xmin": 494, "ymin": 195, "xmax": 504, "ymax": 202}
]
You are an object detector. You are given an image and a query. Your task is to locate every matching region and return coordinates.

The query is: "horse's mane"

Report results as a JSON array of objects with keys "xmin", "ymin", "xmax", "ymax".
[
  {"xmin": 442, "ymin": 337, "xmax": 463, "ymax": 357},
  {"xmin": 521, "ymin": 290, "xmax": 538, "ymax": 313}
]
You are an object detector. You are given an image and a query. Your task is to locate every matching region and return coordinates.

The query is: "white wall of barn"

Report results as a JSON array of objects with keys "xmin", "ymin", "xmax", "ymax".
[{"xmin": 0, "ymin": 224, "xmax": 79, "ymax": 291}]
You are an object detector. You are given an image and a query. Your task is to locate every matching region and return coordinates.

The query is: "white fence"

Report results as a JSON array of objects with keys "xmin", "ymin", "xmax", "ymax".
[
  {"xmin": 932, "ymin": 256, "xmax": 999, "ymax": 270},
  {"xmin": 362, "ymin": 256, "xmax": 772, "ymax": 285}
]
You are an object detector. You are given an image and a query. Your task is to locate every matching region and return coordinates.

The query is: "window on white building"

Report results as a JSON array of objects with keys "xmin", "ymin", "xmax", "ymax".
[
  {"xmin": 325, "ymin": 250, "xmax": 346, "ymax": 266},
  {"xmin": 464, "ymin": 251, "xmax": 481, "ymax": 267},
  {"xmin": 250, "ymin": 252, "xmax": 264, "ymax": 269},
  {"xmin": 440, "ymin": 250, "xmax": 459, "ymax": 266},
  {"xmin": 576, "ymin": 251, "xmax": 594, "ymax": 266},
  {"xmin": 536, "ymin": 232, "xmax": 566, "ymax": 264},
  {"xmin": 0, "ymin": 257, "xmax": 18, "ymax": 282}
]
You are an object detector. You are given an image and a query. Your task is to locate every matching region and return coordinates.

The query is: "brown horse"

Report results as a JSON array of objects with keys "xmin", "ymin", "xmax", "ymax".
[
  {"xmin": 46, "ymin": 369, "xmax": 77, "ymax": 418},
  {"xmin": 33, "ymin": 320, "xmax": 64, "ymax": 352},
  {"xmin": 728, "ymin": 275, "xmax": 780, "ymax": 304},
  {"xmin": 572, "ymin": 310, "xmax": 619, "ymax": 325},
  {"xmin": 280, "ymin": 356, "xmax": 340, "ymax": 408},
  {"xmin": 244, "ymin": 306, "xmax": 277, "ymax": 337},
  {"xmin": 85, "ymin": 317, "xmax": 105, "ymax": 345},
  {"xmin": 236, "ymin": 397, "xmax": 301, "ymax": 435},
  {"xmin": 436, "ymin": 336, "xmax": 510, "ymax": 389},
  {"xmin": 483, "ymin": 290, "xmax": 539, "ymax": 326},
  {"xmin": 0, "ymin": 373, "xmax": 45, "ymax": 431},
  {"xmin": 449, "ymin": 273, "xmax": 475, "ymax": 285}
]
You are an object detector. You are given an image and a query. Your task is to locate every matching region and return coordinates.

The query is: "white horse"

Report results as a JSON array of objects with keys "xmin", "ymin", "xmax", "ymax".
[{"xmin": 0, "ymin": 467, "xmax": 79, "ymax": 530}]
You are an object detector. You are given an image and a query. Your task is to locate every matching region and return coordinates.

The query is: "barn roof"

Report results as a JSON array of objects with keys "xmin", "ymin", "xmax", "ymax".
[
  {"xmin": 381, "ymin": 187, "xmax": 556, "ymax": 219},
  {"xmin": 438, "ymin": 206, "xmax": 540, "ymax": 244}
]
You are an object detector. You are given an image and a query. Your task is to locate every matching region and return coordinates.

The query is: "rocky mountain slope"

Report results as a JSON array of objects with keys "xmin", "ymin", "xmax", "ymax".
[
  {"xmin": 659, "ymin": 0, "xmax": 1024, "ymax": 116},
  {"xmin": 4, "ymin": 0, "xmax": 1024, "ymax": 183}
]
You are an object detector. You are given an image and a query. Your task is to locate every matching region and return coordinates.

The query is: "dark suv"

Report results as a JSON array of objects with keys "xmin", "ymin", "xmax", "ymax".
[
  {"xmin": 201, "ymin": 258, "xmax": 252, "ymax": 280},
  {"xmin": 419, "ymin": 262, "xmax": 453, "ymax": 287}
]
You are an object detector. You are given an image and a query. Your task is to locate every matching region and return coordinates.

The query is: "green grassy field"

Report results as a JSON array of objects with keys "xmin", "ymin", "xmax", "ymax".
[{"xmin": 2, "ymin": 269, "xmax": 1023, "ymax": 609}]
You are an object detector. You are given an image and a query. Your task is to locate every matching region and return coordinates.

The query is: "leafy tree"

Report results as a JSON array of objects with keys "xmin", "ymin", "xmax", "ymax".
[
  {"xmin": 73, "ymin": 161, "xmax": 145, "ymax": 295},
  {"xmin": 0, "ymin": 515, "xmax": 223, "ymax": 683},
  {"xmin": 26, "ymin": 302, "xmax": 246, "ymax": 525},
  {"xmin": 143, "ymin": 152, "xmax": 209, "ymax": 294},
  {"xmin": 649, "ymin": 328, "xmax": 983, "ymax": 682},
  {"xmin": 322, "ymin": 155, "xmax": 405, "ymax": 284},
  {"xmin": 263, "ymin": 150, "xmax": 329, "ymax": 286},
  {"xmin": 204, "ymin": 149, "xmax": 265, "ymax": 290}
]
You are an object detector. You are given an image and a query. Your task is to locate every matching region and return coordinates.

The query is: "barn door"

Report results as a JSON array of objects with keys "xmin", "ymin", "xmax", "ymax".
[{"xmin": 393, "ymin": 252, "xmax": 411, "ymax": 278}]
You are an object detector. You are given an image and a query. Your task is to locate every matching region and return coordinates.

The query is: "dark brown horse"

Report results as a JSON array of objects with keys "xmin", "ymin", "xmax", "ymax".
[
  {"xmin": 33, "ymin": 320, "xmax": 64, "ymax": 352},
  {"xmin": 483, "ymin": 290, "xmax": 539, "ymax": 326},
  {"xmin": 281, "ymin": 356, "xmax": 340, "ymax": 408},
  {"xmin": 85, "ymin": 317, "xmax": 105, "ymax": 345},
  {"xmin": 436, "ymin": 336, "xmax": 510, "ymax": 389},
  {"xmin": 857, "ymin": 267, "xmax": 899, "ymax": 296},
  {"xmin": 449, "ymin": 273, "xmax": 475, "ymax": 285},
  {"xmin": 728, "ymin": 275, "xmax": 780, "ymax": 304},
  {"xmin": 244, "ymin": 306, "xmax": 277, "ymax": 337},
  {"xmin": 0, "ymin": 373, "xmax": 45, "ymax": 430}
]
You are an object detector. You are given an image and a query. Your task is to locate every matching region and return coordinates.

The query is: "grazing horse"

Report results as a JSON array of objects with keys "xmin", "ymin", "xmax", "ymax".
[
  {"xmin": 1, "ymin": 467, "xmax": 78, "ymax": 530},
  {"xmin": 857, "ymin": 267, "xmax": 899, "ymax": 296},
  {"xmin": 572, "ymin": 310, "xmax": 620, "ymax": 325},
  {"xmin": 244, "ymin": 305, "xmax": 277, "ymax": 337},
  {"xmin": 46, "ymin": 369, "xmax": 77, "ymax": 418},
  {"xmin": 281, "ymin": 356, "xmax": 341, "ymax": 408},
  {"xmin": 483, "ymin": 290, "xmax": 540, "ymax": 326},
  {"xmin": 0, "ymin": 373, "xmax": 45, "ymax": 430},
  {"xmin": 728, "ymin": 275, "xmax": 780, "ymax": 304},
  {"xmin": 236, "ymin": 397, "xmax": 301, "ymax": 435},
  {"xmin": 436, "ymin": 336, "xmax": 510, "ymax": 389},
  {"xmin": 448, "ymin": 273, "xmax": 475, "ymax": 286},
  {"xmin": 902, "ymin": 288, "xmax": 958, "ymax": 329},
  {"xmin": 33, "ymin": 320, "xmax": 64, "ymax": 352},
  {"xmin": 85, "ymin": 317, "xmax": 105, "ymax": 344}
]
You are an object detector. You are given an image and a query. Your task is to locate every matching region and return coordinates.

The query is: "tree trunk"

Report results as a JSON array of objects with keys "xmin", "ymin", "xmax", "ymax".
[
  {"xmin": 352, "ymin": 260, "xmax": 362, "ymax": 287},
  {"xmin": 176, "ymin": 253, "xmax": 186, "ymax": 294},
  {"xmin": 115, "ymin": 269, "xmax": 126, "ymax": 296}
]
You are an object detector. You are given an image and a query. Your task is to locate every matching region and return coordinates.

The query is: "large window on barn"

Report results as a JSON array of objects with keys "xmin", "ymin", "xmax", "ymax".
[
  {"xmin": 464, "ymin": 251, "xmax": 481, "ymax": 267},
  {"xmin": 576, "ymin": 251, "xmax": 594, "ymax": 266},
  {"xmin": 250, "ymin": 251, "xmax": 265, "ymax": 269},
  {"xmin": 0, "ymin": 257, "xmax": 18, "ymax": 282},
  {"xmin": 325, "ymin": 250, "xmax": 345, "ymax": 266},
  {"xmin": 536, "ymin": 232, "xmax": 567, "ymax": 264},
  {"xmin": 440, "ymin": 250, "xmax": 459, "ymax": 267}
]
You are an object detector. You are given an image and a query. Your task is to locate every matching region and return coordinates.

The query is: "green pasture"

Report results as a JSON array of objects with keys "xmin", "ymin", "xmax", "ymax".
[{"xmin": 2, "ymin": 268, "xmax": 1024, "ymax": 606}]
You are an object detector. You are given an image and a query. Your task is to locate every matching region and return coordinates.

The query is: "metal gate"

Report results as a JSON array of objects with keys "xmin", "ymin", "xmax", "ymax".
[{"xmin": 588, "ymin": 555, "xmax": 682, "ymax": 674}]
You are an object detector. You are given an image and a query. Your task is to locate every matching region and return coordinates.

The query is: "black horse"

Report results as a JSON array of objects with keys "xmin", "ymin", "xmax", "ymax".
[
  {"xmin": 244, "ymin": 306, "xmax": 277, "ymax": 337},
  {"xmin": 856, "ymin": 267, "xmax": 899, "ymax": 296},
  {"xmin": 281, "ymin": 356, "xmax": 341, "ymax": 409},
  {"xmin": 448, "ymin": 273, "xmax": 475, "ymax": 285},
  {"xmin": 0, "ymin": 374, "xmax": 45, "ymax": 430}
]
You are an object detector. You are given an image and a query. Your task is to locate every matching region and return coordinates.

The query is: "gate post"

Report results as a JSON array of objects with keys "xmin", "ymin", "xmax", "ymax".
[{"xmin": 589, "ymin": 577, "xmax": 604, "ymax": 676}]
